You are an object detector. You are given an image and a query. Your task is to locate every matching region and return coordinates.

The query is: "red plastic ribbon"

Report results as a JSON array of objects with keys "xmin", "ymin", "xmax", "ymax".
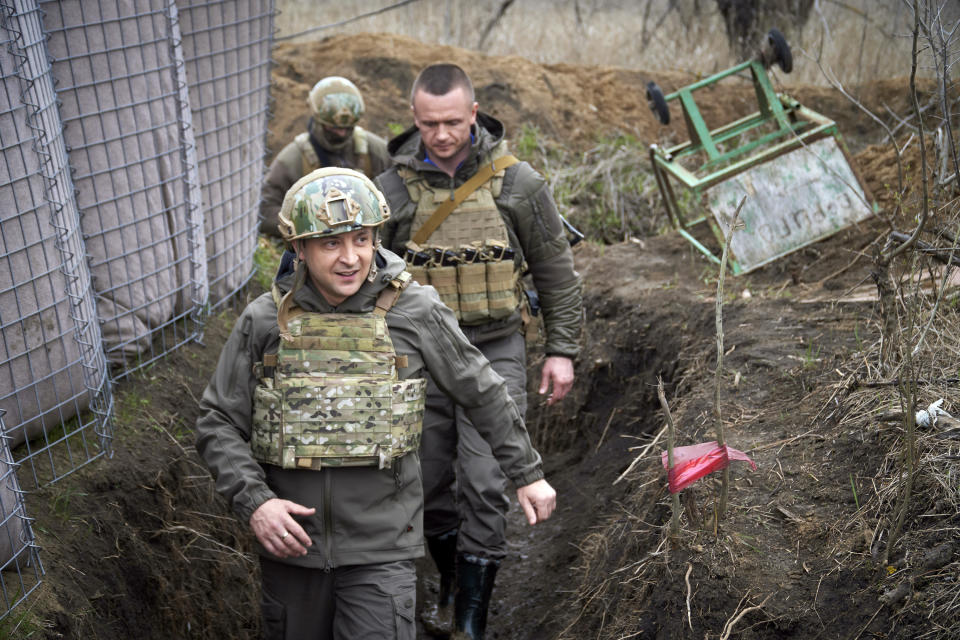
[{"xmin": 660, "ymin": 441, "xmax": 757, "ymax": 493}]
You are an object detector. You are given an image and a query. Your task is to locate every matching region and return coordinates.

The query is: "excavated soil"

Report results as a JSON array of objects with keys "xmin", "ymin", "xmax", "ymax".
[{"xmin": 16, "ymin": 33, "xmax": 947, "ymax": 640}]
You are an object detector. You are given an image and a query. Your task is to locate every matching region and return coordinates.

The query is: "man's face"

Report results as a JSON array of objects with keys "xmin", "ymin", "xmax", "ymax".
[
  {"xmin": 297, "ymin": 229, "xmax": 374, "ymax": 306},
  {"xmin": 411, "ymin": 86, "xmax": 478, "ymax": 164}
]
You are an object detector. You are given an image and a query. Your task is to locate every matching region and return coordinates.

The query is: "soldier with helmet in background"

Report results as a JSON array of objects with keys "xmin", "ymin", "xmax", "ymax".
[
  {"xmin": 196, "ymin": 168, "xmax": 556, "ymax": 639},
  {"xmin": 259, "ymin": 76, "xmax": 391, "ymax": 236}
]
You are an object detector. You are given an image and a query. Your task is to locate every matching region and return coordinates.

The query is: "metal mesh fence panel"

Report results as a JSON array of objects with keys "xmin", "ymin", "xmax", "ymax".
[
  {"xmin": 0, "ymin": 0, "xmax": 113, "ymax": 488},
  {"xmin": 178, "ymin": 0, "xmax": 274, "ymax": 306},
  {"xmin": 0, "ymin": 411, "xmax": 42, "ymax": 622},
  {"xmin": 39, "ymin": 0, "xmax": 206, "ymax": 380}
]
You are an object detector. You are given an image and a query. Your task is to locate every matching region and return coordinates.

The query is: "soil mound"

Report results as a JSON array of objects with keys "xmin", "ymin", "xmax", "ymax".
[{"xmin": 268, "ymin": 33, "xmax": 918, "ymax": 158}]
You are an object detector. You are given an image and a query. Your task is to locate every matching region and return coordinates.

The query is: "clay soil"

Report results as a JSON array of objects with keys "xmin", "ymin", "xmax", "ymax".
[{"xmin": 14, "ymin": 34, "xmax": 953, "ymax": 640}]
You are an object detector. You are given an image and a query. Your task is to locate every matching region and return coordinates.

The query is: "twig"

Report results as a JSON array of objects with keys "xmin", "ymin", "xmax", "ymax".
[
  {"xmin": 659, "ymin": 378, "xmax": 681, "ymax": 538},
  {"xmin": 596, "ymin": 408, "xmax": 617, "ymax": 452},
  {"xmin": 715, "ymin": 196, "xmax": 746, "ymax": 519},
  {"xmin": 849, "ymin": 605, "xmax": 883, "ymax": 640},
  {"xmin": 719, "ymin": 592, "xmax": 773, "ymax": 640},
  {"xmin": 613, "ymin": 425, "xmax": 666, "ymax": 485},
  {"xmin": 857, "ymin": 377, "xmax": 960, "ymax": 388}
]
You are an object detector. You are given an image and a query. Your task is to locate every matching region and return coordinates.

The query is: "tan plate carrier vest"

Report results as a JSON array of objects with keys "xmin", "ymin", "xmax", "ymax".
[
  {"xmin": 295, "ymin": 126, "xmax": 373, "ymax": 178},
  {"xmin": 251, "ymin": 271, "xmax": 426, "ymax": 470},
  {"xmin": 399, "ymin": 142, "xmax": 522, "ymax": 325}
]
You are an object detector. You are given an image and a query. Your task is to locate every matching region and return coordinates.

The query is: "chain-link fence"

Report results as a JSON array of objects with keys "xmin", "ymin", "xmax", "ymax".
[{"xmin": 0, "ymin": 0, "xmax": 275, "ymax": 621}]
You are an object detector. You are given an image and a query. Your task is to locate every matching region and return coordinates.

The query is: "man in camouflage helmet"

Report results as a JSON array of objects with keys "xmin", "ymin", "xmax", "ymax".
[
  {"xmin": 196, "ymin": 168, "xmax": 556, "ymax": 639},
  {"xmin": 259, "ymin": 76, "xmax": 392, "ymax": 236},
  {"xmin": 374, "ymin": 63, "xmax": 582, "ymax": 639}
]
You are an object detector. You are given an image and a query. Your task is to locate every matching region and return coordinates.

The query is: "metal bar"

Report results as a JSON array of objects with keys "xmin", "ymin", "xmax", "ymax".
[
  {"xmin": 750, "ymin": 61, "xmax": 790, "ymax": 130},
  {"xmin": 662, "ymin": 60, "xmax": 753, "ymax": 99},
  {"xmin": 703, "ymin": 121, "xmax": 810, "ymax": 169},
  {"xmin": 676, "ymin": 227, "xmax": 722, "ymax": 265},
  {"xmin": 679, "ymin": 89, "xmax": 719, "ymax": 160}
]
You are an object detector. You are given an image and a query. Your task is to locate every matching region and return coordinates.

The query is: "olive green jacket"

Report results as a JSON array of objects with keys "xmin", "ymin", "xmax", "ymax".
[
  {"xmin": 374, "ymin": 113, "xmax": 582, "ymax": 359},
  {"xmin": 195, "ymin": 248, "xmax": 543, "ymax": 569},
  {"xmin": 259, "ymin": 125, "xmax": 391, "ymax": 236}
]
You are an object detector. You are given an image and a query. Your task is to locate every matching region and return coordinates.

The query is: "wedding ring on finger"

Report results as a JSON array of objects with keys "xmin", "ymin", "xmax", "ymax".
[{"xmin": 280, "ymin": 530, "xmax": 289, "ymax": 540}]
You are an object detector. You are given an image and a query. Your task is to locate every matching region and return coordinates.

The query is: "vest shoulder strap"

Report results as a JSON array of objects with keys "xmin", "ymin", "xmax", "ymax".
[
  {"xmin": 373, "ymin": 271, "xmax": 412, "ymax": 317},
  {"xmin": 410, "ymin": 154, "xmax": 519, "ymax": 246},
  {"xmin": 294, "ymin": 132, "xmax": 320, "ymax": 171}
]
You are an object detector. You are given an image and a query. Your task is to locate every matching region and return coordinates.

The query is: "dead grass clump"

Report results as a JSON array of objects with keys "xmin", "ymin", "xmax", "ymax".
[{"xmin": 830, "ymin": 198, "xmax": 960, "ymax": 640}]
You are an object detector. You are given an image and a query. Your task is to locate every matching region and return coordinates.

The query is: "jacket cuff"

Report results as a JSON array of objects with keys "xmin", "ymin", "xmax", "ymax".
[
  {"xmin": 233, "ymin": 484, "xmax": 277, "ymax": 524},
  {"xmin": 511, "ymin": 467, "xmax": 545, "ymax": 488}
]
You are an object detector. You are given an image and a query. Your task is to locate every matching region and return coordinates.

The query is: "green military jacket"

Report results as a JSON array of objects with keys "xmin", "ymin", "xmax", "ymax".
[
  {"xmin": 259, "ymin": 124, "xmax": 391, "ymax": 236},
  {"xmin": 195, "ymin": 248, "xmax": 543, "ymax": 569},
  {"xmin": 375, "ymin": 112, "xmax": 582, "ymax": 359}
]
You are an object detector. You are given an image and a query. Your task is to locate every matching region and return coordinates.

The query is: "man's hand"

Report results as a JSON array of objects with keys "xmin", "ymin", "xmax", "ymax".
[
  {"xmin": 516, "ymin": 478, "xmax": 557, "ymax": 525},
  {"xmin": 249, "ymin": 498, "xmax": 315, "ymax": 558},
  {"xmin": 538, "ymin": 356, "xmax": 574, "ymax": 406}
]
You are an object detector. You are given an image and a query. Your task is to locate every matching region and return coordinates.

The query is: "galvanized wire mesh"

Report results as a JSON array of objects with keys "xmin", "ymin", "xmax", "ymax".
[
  {"xmin": 0, "ymin": 411, "xmax": 43, "ymax": 621},
  {"xmin": 40, "ymin": 0, "xmax": 207, "ymax": 379},
  {"xmin": 0, "ymin": 0, "xmax": 113, "ymax": 490},
  {"xmin": 0, "ymin": 0, "xmax": 274, "ymax": 621},
  {"xmin": 179, "ymin": 0, "xmax": 274, "ymax": 307}
]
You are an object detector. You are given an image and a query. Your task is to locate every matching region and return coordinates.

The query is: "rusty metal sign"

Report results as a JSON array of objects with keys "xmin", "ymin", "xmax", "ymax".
[{"xmin": 706, "ymin": 137, "xmax": 874, "ymax": 273}]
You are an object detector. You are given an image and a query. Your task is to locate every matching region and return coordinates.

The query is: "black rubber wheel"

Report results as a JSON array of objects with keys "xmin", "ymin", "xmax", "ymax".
[
  {"xmin": 766, "ymin": 28, "xmax": 793, "ymax": 73},
  {"xmin": 646, "ymin": 81, "xmax": 669, "ymax": 125}
]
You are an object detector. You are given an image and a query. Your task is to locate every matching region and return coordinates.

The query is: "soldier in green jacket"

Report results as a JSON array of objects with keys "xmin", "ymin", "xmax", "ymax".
[
  {"xmin": 374, "ymin": 63, "xmax": 583, "ymax": 639},
  {"xmin": 259, "ymin": 76, "xmax": 392, "ymax": 236},
  {"xmin": 195, "ymin": 168, "xmax": 555, "ymax": 639}
]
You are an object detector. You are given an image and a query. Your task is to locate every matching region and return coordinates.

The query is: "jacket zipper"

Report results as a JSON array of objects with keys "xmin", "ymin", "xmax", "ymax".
[{"xmin": 323, "ymin": 470, "xmax": 333, "ymax": 571}]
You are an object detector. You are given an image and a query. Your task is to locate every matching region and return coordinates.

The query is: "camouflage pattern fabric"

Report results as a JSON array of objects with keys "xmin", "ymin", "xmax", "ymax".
[
  {"xmin": 308, "ymin": 76, "xmax": 364, "ymax": 128},
  {"xmin": 251, "ymin": 312, "xmax": 426, "ymax": 469}
]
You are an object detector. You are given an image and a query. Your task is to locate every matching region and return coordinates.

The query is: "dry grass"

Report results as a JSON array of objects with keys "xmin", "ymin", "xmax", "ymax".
[{"xmin": 830, "ymin": 201, "xmax": 960, "ymax": 640}]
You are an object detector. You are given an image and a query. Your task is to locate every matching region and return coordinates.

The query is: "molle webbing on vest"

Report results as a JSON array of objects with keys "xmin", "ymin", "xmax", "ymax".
[
  {"xmin": 399, "ymin": 147, "xmax": 522, "ymax": 325},
  {"xmin": 410, "ymin": 154, "xmax": 519, "ymax": 246},
  {"xmin": 252, "ymin": 273, "xmax": 426, "ymax": 469}
]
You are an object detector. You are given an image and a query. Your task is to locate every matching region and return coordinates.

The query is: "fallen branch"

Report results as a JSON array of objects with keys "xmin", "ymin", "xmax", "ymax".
[
  {"xmin": 718, "ymin": 592, "xmax": 773, "ymax": 640},
  {"xmin": 613, "ymin": 425, "xmax": 666, "ymax": 485}
]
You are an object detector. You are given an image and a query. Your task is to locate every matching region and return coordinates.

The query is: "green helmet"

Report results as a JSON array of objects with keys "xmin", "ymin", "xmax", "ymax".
[
  {"xmin": 278, "ymin": 167, "xmax": 390, "ymax": 243},
  {"xmin": 307, "ymin": 76, "xmax": 364, "ymax": 128}
]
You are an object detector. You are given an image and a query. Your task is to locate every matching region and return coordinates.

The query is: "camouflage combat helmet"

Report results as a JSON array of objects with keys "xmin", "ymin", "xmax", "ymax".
[
  {"xmin": 307, "ymin": 76, "xmax": 365, "ymax": 129},
  {"xmin": 277, "ymin": 167, "xmax": 390, "ymax": 243}
]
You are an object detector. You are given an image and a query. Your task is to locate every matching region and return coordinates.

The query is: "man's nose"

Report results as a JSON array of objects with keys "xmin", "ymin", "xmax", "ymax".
[{"xmin": 339, "ymin": 241, "xmax": 358, "ymax": 264}]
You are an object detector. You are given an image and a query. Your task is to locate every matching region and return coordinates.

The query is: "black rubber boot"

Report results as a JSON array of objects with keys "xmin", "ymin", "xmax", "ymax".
[
  {"xmin": 422, "ymin": 529, "xmax": 458, "ymax": 636},
  {"xmin": 453, "ymin": 553, "xmax": 499, "ymax": 640}
]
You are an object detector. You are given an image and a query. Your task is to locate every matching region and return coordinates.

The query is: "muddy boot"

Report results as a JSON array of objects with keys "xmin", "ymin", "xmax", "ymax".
[
  {"xmin": 453, "ymin": 553, "xmax": 499, "ymax": 640},
  {"xmin": 421, "ymin": 529, "xmax": 458, "ymax": 636}
]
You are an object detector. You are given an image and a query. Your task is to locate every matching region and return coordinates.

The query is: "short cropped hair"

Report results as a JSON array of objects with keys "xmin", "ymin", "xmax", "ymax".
[{"xmin": 410, "ymin": 63, "xmax": 475, "ymax": 104}]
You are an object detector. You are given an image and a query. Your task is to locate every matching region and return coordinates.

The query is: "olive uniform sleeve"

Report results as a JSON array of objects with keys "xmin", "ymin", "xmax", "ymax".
[
  {"xmin": 259, "ymin": 143, "xmax": 303, "ymax": 237},
  {"xmin": 498, "ymin": 163, "xmax": 583, "ymax": 358},
  {"xmin": 390, "ymin": 286, "xmax": 545, "ymax": 487},
  {"xmin": 194, "ymin": 295, "xmax": 279, "ymax": 523}
]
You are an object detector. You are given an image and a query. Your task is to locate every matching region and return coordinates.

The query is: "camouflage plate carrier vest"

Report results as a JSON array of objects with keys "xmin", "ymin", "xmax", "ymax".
[
  {"xmin": 250, "ymin": 272, "xmax": 426, "ymax": 470},
  {"xmin": 295, "ymin": 126, "xmax": 373, "ymax": 178},
  {"xmin": 399, "ymin": 140, "xmax": 520, "ymax": 325}
]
